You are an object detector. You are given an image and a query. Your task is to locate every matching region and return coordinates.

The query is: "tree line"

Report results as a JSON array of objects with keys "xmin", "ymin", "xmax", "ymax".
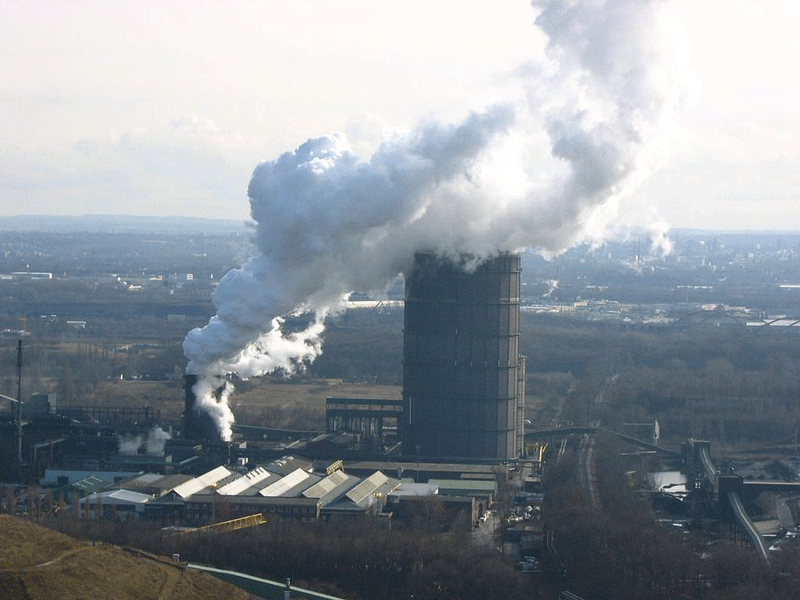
[
  {"xmin": 543, "ymin": 433, "xmax": 800, "ymax": 600},
  {"xmin": 42, "ymin": 513, "xmax": 532, "ymax": 600}
]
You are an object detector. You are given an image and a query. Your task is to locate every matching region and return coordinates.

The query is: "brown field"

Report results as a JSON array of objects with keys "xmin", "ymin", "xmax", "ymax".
[
  {"xmin": 230, "ymin": 380, "xmax": 401, "ymax": 430},
  {"xmin": 0, "ymin": 515, "xmax": 256, "ymax": 600},
  {"xmin": 72, "ymin": 375, "xmax": 539, "ymax": 431},
  {"xmin": 81, "ymin": 378, "xmax": 401, "ymax": 430}
]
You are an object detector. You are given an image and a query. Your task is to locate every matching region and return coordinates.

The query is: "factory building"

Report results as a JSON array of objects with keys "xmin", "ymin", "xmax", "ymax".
[
  {"xmin": 41, "ymin": 452, "xmax": 503, "ymax": 531},
  {"xmin": 402, "ymin": 252, "xmax": 525, "ymax": 460}
]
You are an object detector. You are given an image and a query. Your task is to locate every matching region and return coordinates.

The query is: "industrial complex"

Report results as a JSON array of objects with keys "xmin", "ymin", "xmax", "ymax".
[
  {"xmin": 5, "ymin": 246, "xmax": 798, "ymax": 579},
  {"xmin": 1, "ymin": 252, "xmax": 529, "ymax": 532}
]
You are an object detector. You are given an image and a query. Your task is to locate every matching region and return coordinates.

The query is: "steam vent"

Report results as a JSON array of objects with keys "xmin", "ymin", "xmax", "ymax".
[
  {"xmin": 402, "ymin": 252, "xmax": 525, "ymax": 460},
  {"xmin": 183, "ymin": 374, "xmax": 221, "ymax": 442}
]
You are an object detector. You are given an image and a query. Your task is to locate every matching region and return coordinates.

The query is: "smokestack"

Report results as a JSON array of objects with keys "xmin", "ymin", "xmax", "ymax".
[
  {"xmin": 402, "ymin": 252, "xmax": 524, "ymax": 460},
  {"xmin": 183, "ymin": 374, "xmax": 221, "ymax": 442}
]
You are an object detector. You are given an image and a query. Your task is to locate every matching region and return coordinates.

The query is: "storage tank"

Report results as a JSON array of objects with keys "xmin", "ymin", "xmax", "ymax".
[{"xmin": 402, "ymin": 252, "xmax": 524, "ymax": 459}]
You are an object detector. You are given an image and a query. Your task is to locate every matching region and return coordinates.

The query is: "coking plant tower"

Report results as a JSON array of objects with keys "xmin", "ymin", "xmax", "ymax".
[{"xmin": 402, "ymin": 252, "xmax": 525, "ymax": 460}]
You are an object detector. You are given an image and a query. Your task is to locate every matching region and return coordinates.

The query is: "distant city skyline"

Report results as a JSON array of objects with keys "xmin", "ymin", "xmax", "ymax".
[{"xmin": 1, "ymin": 0, "xmax": 798, "ymax": 232}]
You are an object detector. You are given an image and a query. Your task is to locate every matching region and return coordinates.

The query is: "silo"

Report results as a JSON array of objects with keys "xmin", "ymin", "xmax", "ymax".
[{"xmin": 402, "ymin": 252, "xmax": 524, "ymax": 459}]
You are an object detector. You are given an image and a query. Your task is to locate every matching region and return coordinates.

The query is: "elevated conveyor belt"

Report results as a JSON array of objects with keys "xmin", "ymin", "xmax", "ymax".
[
  {"xmin": 171, "ymin": 513, "xmax": 266, "ymax": 537},
  {"xmin": 727, "ymin": 491, "xmax": 771, "ymax": 567},
  {"xmin": 600, "ymin": 428, "xmax": 683, "ymax": 459},
  {"xmin": 696, "ymin": 442, "xmax": 771, "ymax": 568},
  {"xmin": 697, "ymin": 444, "xmax": 718, "ymax": 487},
  {"xmin": 524, "ymin": 427, "xmax": 682, "ymax": 458}
]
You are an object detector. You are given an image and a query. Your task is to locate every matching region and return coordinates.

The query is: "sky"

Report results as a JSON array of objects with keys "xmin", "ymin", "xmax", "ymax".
[{"xmin": 0, "ymin": 0, "xmax": 798, "ymax": 232}]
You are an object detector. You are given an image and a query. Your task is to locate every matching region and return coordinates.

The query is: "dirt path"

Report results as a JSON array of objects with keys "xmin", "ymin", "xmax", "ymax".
[
  {"xmin": 34, "ymin": 544, "xmax": 95, "ymax": 568},
  {"xmin": 0, "ymin": 542, "xmax": 95, "ymax": 573}
]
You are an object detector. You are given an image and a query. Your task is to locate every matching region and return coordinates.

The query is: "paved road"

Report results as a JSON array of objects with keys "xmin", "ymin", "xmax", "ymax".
[{"xmin": 472, "ymin": 510, "xmax": 500, "ymax": 548}]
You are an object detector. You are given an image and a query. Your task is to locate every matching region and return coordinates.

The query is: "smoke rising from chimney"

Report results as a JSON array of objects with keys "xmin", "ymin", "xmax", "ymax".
[
  {"xmin": 118, "ymin": 427, "xmax": 171, "ymax": 456},
  {"xmin": 183, "ymin": 0, "xmax": 683, "ymax": 440}
]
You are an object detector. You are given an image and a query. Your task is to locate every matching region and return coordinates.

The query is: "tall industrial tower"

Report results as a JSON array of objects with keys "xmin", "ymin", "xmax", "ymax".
[{"xmin": 402, "ymin": 252, "xmax": 525, "ymax": 460}]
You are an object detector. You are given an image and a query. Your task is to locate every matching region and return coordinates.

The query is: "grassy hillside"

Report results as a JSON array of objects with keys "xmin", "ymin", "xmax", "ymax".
[{"xmin": 0, "ymin": 516, "xmax": 256, "ymax": 600}]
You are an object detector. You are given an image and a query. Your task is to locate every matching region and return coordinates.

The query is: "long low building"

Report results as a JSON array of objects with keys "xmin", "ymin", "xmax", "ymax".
[
  {"xmin": 64, "ymin": 455, "xmax": 497, "ymax": 529},
  {"xmin": 340, "ymin": 460, "xmax": 506, "ymax": 483},
  {"xmin": 78, "ymin": 489, "xmax": 151, "ymax": 521},
  {"xmin": 180, "ymin": 466, "xmax": 401, "ymax": 524},
  {"xmin": 138, "ymin": 457, "xmax": 401, "ymax": 525}
]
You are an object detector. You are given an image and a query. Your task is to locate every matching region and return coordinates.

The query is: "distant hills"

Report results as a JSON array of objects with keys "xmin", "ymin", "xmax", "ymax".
[{"xmin": 0, "ymin": 215, "xmax": 251, "ymax": 235}]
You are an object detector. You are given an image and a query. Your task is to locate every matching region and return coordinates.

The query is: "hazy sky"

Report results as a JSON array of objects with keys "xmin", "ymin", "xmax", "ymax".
[{"xmin": 1, "ymin": 0, "xmax": 797, "ymax": 231}]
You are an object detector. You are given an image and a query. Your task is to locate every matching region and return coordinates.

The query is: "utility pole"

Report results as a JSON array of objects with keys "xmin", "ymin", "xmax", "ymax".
[{"xmin": 17, "ymin": 339, "xmax": 23, "ymax": 465}]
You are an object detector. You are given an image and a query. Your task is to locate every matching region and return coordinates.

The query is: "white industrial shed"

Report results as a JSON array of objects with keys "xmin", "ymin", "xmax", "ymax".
[{"xmin": 78, "ymin": 489, "xmax": 151, "ymax": 521}]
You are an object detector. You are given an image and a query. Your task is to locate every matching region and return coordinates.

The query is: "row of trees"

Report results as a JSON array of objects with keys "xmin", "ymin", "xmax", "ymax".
[
  {"xmin": 43, "ymin": 514, "xmax": 531, "ymax": 600},
  {"xmin": 4, "ymin": 303, "xmax": 799, "ymax": 447},
  {"xmin": 543, "ymin": 434, "xmax": 800, "ymax": 600},
  {"xmin": 522, "ymin": 316, "xmax": 800, "ymax": 446}
]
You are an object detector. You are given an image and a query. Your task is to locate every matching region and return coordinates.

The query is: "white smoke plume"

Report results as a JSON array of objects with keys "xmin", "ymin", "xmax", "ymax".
[
  {"xmin": 543, "ymin": 279, "xmax": 559, "ymax": 298},
  {"xmin": 118, "ymin": 434, "xmax": 143, "ymax": 456},
  {"xmin": 183, "ymin": 0, "xmax": 683, "ymax": 440},
  {"xmin": 646, "ymin": 219, "xmax": 674, "ymax": 256},
  {"xmin": 145, "ymin": 426, "xmax": 172, "ymax": 455},
  {"xmin": 117, "ymin": 427, "xmax": 172, "ymax": 456}
]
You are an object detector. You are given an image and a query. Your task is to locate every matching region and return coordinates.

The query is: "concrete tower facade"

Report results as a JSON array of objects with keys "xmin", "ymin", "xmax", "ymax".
[{"xmin": 402, "ymin": 252, "xmax": 525, "ymax": 459}]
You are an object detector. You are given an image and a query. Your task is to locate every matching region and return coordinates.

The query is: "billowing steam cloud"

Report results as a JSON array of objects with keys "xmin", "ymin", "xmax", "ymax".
[
  {"xmin": 118, "ymin": 427, "xmax": 172, "ymax": 456},
  {"xmin": 183, "ymin": 0, "xmax": 682, "ymax": 439}
]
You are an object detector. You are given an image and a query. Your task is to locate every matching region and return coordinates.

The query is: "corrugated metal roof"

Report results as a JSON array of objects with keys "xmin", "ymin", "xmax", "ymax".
[
  {"xmin": 374, "ymin": 476, "xmax": 401, "ymax": 500},
  {"xmin": 266, "ymin": 455, "xmax": 313, "ymax": 476},
  {"xmin": 346, "ymin": 471, "xmax": 388, "ymax": 505},
  {"xmin": 234, "ymin": 473, "xmax": 281, "ymax": 496},
  {"xmin": 217, "ymin": 467, "xmax": 272, "ymax": 496},
  {"xmin": 152, "ymin": 474, "xmax": 194, "ymax": 492},
  {"xmin": 427, "ymin": 479, "xmax": 498, "ymax": 491},
  {"xmin": 302, "ymin": 470, "xmax": 349, "ymax": 499},
  {"xmin": 259, "ymin": 468, "xmax": 312, "ymax": 497},
  {"xmin": 108, "ymin": 489, "xmax": 151, "ymax": 503},
  {"xmin": 389, "ymin": 483, "xmax": 439, "ymax": 497},
  {"xmin": 71, "ymin": 475, "xmax": 112, "ymax": 493},
  {"xmin": 173, "ymin": 465, "xmax": 232, "ymax": 499},
  {"xmin": 129, "ymin": 473, "xmax": 164, "ymax": 485},
  {"xmin": 114, "ymin": 472, "xmax": 168, "ymax": 492},
  {"xmin": 80, "ymin": 489, "xmax": 150, "ymax": 505}
]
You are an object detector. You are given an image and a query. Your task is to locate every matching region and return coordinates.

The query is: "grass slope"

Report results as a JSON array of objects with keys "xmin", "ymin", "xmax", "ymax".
[{"xmin": 0, "ymin": 516, "xmax": 257, "ymax": 600}]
